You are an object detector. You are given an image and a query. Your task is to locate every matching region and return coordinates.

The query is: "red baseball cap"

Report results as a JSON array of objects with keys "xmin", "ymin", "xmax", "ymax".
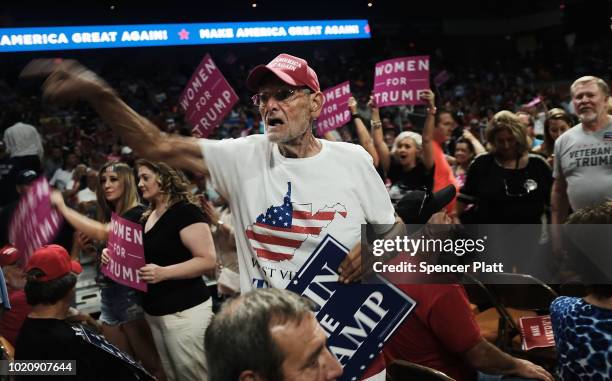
[
  {"xmin": 25, "ymin": 244, "xmax": 82, "ymax": 282},
  {"xmin": 246, "ymin": 53, "xmax": 320, "ymax": 92},
  {"xmin": 0, "ymin": 245, "xmax": 21, "ymax": 267}
]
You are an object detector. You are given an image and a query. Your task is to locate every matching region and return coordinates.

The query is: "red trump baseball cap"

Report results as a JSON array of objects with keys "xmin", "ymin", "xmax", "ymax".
[
  {"xmin": 246, "ymin": 53, "xmax": 320, "ymax": 92},
  {"xmin": 25, "ymin": 244, "xmax": 82, "ymax": 282}
]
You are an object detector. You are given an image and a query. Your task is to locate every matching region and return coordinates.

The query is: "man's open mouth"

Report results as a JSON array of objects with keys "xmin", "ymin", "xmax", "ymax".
[{"xmin": 267, "ymin": 117, "xmax": 284, "ymax": 127}]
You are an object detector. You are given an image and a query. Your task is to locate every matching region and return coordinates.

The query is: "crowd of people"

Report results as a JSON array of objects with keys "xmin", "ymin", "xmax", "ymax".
[{"xmin": 0, "ymin": 36, "xmax": 610, "ymax": 381}]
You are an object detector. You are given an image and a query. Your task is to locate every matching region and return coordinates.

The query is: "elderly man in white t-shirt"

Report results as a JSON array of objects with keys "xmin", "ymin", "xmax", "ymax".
[{"xmin": 24, "ymin": 55, "xmax": 400, "ymax": 293}]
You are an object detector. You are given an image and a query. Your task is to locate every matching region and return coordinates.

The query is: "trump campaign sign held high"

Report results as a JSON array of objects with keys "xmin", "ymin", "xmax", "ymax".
[
  {"xmin": 316, "ymin": 81, "xmax": 352, "ymax": 136},
  {"xmin": 103, "ymin": 213, "xmax": 147, "ymax": 291},
  {"xmin": 373, "ymin": 56, "xmax": 430, "ymax": 107},
  {"xmin": 179, "ymin": 54, "xmax": 239, "ymax": 138},
  {"xmin": 9, "ymin": 177, "xmax": 63, "ymax": 263}
]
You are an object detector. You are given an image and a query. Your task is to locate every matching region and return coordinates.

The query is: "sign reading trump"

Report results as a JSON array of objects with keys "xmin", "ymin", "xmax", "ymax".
[
  {"xmin": 103, "ymin": 213, "xmax": 147, "ymax": 291},
  {"xmin": 316, "ymin": 81, "xmax": 352, "ymax": 136},
  {"xmin": 373, "ymin": 56, "xmax": 430, "ymax": 107},
  {"xmin": 286, "ymin": 235, "xmax": 416, "ymax": 381},
  {"xmin": 179, "ymin": 54, "xmax": 239, "ymax": 138}
]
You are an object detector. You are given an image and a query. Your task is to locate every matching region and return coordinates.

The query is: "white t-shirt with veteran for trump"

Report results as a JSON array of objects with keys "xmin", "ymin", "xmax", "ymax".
[{"xmin": 200, "ymin": 135, "xmax": 395, "ymax": 291}]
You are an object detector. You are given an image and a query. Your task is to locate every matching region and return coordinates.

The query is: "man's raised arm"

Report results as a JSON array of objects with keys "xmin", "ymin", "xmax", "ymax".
[{"xmin": 21, "ymin": 59, "xmax": 207, "ymax": 175}]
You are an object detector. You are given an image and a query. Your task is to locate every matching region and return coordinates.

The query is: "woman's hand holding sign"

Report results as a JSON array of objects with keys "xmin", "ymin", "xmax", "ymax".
[
  {"xmin": 101, "ymin": 248, "xmax": 110, "ymax": 265},
  {"xmin": 105, "ymin": 247, "xmax": 168, "ymax": 284},
  {"xmin": 138, "ymin": 263, "xmax": 167, "ymax": 284}
]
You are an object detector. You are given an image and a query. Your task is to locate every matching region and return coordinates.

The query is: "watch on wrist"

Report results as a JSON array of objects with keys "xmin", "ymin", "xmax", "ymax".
[{"xmin": 371, "ymin": 120, "xmax": 382, "ymax": 129}]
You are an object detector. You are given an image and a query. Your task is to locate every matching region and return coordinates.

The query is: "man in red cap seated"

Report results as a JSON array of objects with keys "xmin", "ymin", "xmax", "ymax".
[
  {"xmin": 0, "ymin": 244, "xmax": 30, "ymax": 347},
  {"xmin": 383, "ymin": 203, "xmax": 553, "ymax": 381},
  {"xmin": 381, "ymin": 187, "xmax": 553, "ymax": 381},
  {"xmin": 15, "ymin": 244, "xmax": 146, "ymax": 380}
]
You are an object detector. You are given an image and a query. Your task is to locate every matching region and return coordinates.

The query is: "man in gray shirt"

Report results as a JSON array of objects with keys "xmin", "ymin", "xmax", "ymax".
[{"xmin": 551, "ymin": 76, "xmax": 612, "ymax": 224}]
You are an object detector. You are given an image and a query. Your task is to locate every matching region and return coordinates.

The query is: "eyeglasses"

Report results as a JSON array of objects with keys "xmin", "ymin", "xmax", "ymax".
[{"xmin": 251, "ymin": 87, "xmax": 310, "ymax": 106}]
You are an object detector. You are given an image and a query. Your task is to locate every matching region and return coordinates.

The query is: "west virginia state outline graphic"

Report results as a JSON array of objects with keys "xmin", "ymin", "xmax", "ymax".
[{"xmin": 246, "ymin": 182, "xmax": 347, "ymax": 262}]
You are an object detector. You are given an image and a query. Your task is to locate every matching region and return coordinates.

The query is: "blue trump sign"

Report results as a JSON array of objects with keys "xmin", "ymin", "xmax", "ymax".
[
  {"xmin": 0, "ymin": 20, "xmax": 370, "ymax": 53},
  {"xmin": 286, "ymin": 235, "xmax": 416, "ymax": 381}
]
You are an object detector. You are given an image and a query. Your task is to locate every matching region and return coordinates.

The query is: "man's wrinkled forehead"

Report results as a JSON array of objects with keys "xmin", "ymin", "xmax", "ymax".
[{"xmin": 257, "ymin": 73, "xmax": 296, "ymax": 92}]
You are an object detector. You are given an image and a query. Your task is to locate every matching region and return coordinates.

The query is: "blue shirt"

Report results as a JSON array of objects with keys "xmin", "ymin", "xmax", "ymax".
[
  {"xmin": 550, "ymin": 296, "xmax": 612, "ymax": 380},
  {"xmin": 531, "ymin": 137, "xmax": 543, "ymax": 149}
]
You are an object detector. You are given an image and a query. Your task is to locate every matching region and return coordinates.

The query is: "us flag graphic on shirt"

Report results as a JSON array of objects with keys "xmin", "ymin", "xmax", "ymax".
[{"xmin": 245, "ymin": 182, "xmax": 347, "ymax": 262}]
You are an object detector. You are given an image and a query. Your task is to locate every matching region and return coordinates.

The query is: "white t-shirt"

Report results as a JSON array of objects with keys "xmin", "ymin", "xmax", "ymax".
[
  {"xmin": 49, "ymin": 168, "xmax": 75, "ymax": 192},
  {"xmin": 200, "ymin": 135, "xmax": 395, "ymax": 291},
  {"xmin": 3, "ymin": 122, "xmax": 43, "ymax": 159},
  {"xmin": 77, "ymin": 187, "xmax": 97, "ymax": 203}
]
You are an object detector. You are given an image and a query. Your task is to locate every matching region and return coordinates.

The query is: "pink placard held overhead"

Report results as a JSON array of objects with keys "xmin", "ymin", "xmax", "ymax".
[
  {"xmin": 525, "ymin": 96, "xmax": 542, "ymax": 108},
  {"xmin": 179, "ymin": 54, "xmax": 239, "ymax": 138},
  {"xmin": 316, "ymin": 81, "xmax": 351, "ymax": 136},
  {"xmin": 103, "ymin": 213, "xmax": 147, "ymax": 292},
  {"xmin": 9, "ymin": 177, "xmax": 63, "ymax": 264},
  {"xmin": 373, "ymin": 56, "xmax": 430, "ymax": 107}
]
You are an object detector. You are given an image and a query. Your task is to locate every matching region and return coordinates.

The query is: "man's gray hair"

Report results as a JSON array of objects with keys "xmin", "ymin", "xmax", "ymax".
[
  {"xmin": 570, "ymin": 76, "xmax": 610, "ymax": 97},
  {"xmin": 205, "ymin": 288, "xmax": 315, "ymax": 381}
]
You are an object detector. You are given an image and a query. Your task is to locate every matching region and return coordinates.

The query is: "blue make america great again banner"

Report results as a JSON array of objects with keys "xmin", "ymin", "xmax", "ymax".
[
  {"xmin": 286, "ymin": 235, "xmax": 416, "ymax": 381},
  {"xmin": 0, "ymin": 20, "xmax": 370, "ymax": 53}
]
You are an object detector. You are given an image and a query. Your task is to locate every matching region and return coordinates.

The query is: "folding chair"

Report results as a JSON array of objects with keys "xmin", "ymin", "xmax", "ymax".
[
  {"xmin": 482, "ymin": 273, "xmax": 559, "ymax": 369},
  {"xmin": 386, "ymin": 360, "xmax": 456, "ymax": 381},
  {"xmin": 485, "ymin": 273, "xmax": 558, "ymax": 313},
  {"xmin": 461, "ymin": 273, "xmax": 533, "ymax": 349}
]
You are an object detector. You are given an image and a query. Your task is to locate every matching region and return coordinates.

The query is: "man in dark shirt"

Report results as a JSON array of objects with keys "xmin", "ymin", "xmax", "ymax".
[{"xmin": 15, "ymin": 244, "xmax": 147, "ymax": 380}]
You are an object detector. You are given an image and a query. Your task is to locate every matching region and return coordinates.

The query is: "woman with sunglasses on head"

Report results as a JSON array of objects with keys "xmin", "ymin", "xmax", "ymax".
[
  {"xmin": 50, "ymin": 161, "xmax": 165, "ymax": 380},
  {"xmin": 533, "ymin": 108, "xmax": 573, "ymax": 166},
  {"xmin": 124, "ymin": 159, "xmax": 216, "ymax": 381},
  {"xmin": 371, "ymin": 90, "xmax": 437, "ymax": 208},
  {"xmin": 457, "ymin": 111, "xmax": 553, "ymax": 224}
]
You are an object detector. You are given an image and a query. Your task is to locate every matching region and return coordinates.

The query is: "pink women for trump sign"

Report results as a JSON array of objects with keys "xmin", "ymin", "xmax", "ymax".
[
  {"xmin": 373, "ymin": 56, "xmax": 430, "ymax": 107},
  {"xmin": 9, "ymin": 177, "xmax": 63, "ymax": 264},
  {"xmin": 103, "ymin": 213, "xmax": 147, "ymax": 291},
  {"xmin": 179, "ymin": 54, "xmax": 239, "ymax": 138},
  {"xmin": 316, "ymin": 81, "xmax": 352, "ymax": 136}
]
